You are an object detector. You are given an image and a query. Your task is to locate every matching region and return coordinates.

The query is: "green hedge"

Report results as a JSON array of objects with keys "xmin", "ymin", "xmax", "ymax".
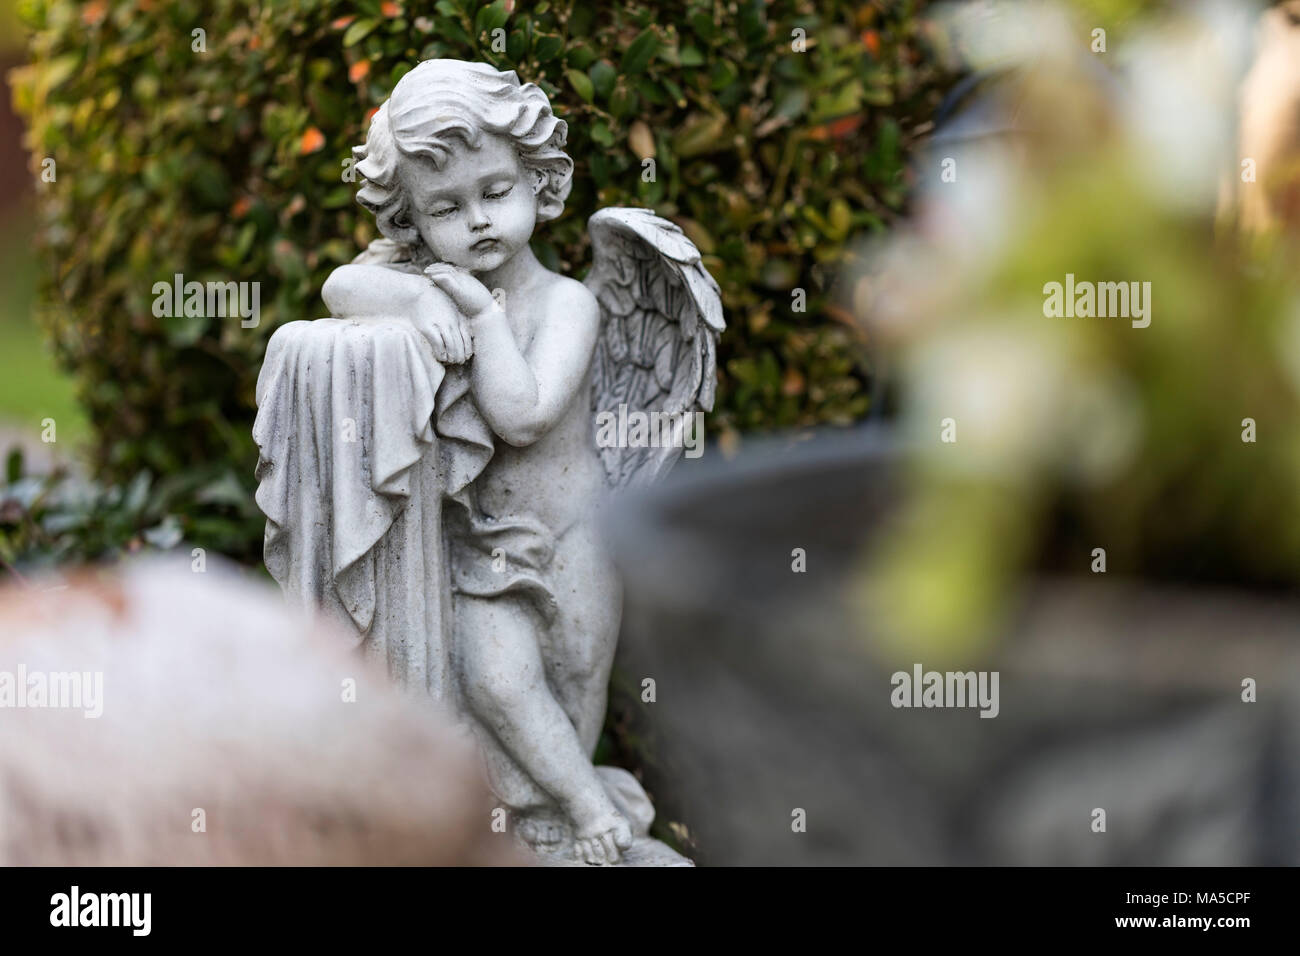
[{"xmin": 11, "ymin": 0, "xmax": 951, "ymax": 562}]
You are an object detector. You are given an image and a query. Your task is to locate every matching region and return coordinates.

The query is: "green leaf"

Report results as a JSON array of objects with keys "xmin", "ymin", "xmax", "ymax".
[
  {"xmin": 475, "ymin": 1, "xmax": 509, "ymax": 39},
  {"xmin": 566, "ymin": 44, "xmax": 597, "ymax": 70},
  {"xmin": 689, "ymin": 11, "xmax": 717, "ymax": 42},
  {"xmin": 507, "ymin": 29, "xmax": 527, "ymax": 61},
  {"xmin": 827, "ymin": 199, "xmax": 852, "ymax": 241},
  {"xmin": 42, "ymin": 54, "xmax": 81, "ymax": 91},
  {"xmin": 164, "ymin": 311, "xmax": 209, "ymax": 348},
  {"xmin": 342, "ymin": 19, "xmax": 378, "ymax": 47},
  {"xmin": 620, "ymin": 28, "xmax": 660, "ymax": 75},
  {"xmin": 590, "ymin": 121, "xmax": 614, "ymax": 148},
  {"xmin": 390, "ymin": 61, "xmax": 414, "ymax": 86},
  {"xmin": 774, "ymin": 86, "xmax": 808, "ymax": 120},
  {"xmin": 566, "ymin": 68, "xmax": 594, "ymax": 103},
  {"xmin": 322, "ymin": 186, "xmax": 354, "ymax": 208},
  {"xmin": 709, "ymin": 59, "xmax": 739, "ymax": 92},
  {"xmin": 609, "ymin": 84, "xmax": 638, "ymax": 119},
  {"xmin": 738, "ymin": 0, "xmax": 766, "ymax": 44},
  {"xmin": 636, "ymin": 76, "xmax": 667, "ymax": 105},
  {"xmin": 534, "ymin": 34, "xmax": 564, "ymax": 62},
  {"xmin": 589, "ymin": 60, "xmax": 616, "ymax": 100},
  {"xmin": 441, "ymin": 19, "xmax": 473, "ymax": 47}
]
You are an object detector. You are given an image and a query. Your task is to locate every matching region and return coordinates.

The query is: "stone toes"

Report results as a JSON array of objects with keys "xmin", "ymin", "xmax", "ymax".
[
  {"xmin": 595, "ymin": 831, "xmax": 615, "ymax": 863},
  {"xmin": 615, "ymin": 821, "xmax": 634, "ymax": 850}
]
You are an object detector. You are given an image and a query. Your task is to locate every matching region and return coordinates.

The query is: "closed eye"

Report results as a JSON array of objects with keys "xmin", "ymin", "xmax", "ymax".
[
  {"xmin": 484, "ymin": 184, "xmax": 514, "ymax": 200},
  {"xmin": 429, "ymin": 205, "xmax": 458, "ymax": 218}
]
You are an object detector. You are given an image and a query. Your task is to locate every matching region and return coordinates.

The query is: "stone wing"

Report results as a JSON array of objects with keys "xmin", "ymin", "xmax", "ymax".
[{"xmin": 584, "ymin": 207, "xmax": 725, "ymax": 489}]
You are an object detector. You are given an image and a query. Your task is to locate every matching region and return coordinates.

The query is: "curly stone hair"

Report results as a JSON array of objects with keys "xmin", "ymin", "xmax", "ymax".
[{"xmin": 353, "ymin": 60, "xmax": 573, "ymax": 255}]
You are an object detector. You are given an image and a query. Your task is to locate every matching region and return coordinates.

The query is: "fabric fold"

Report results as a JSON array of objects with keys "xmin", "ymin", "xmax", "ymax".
[
  {"xmin": 254, "ymin": 317, "xmax": 490, "ymax": 638},
  {"xmin": 252, "ymin": 315, "xmax": 560, "ymax": 665}
]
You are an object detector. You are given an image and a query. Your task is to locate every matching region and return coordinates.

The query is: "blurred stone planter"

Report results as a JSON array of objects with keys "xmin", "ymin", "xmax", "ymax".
[{"xmin": 604, "ymin": 428, "xmax": 1300, "ymax": 866}]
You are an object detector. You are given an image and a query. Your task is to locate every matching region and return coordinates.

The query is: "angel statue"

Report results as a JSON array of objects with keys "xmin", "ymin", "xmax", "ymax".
[{"xmin": 252, "ymin": 59, "xmax": 723, "ymax": 865}]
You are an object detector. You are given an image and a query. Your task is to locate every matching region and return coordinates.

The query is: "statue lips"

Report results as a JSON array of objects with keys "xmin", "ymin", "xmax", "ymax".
[{"xmin": 470, "ymin": 237, "xmax": 500, "ymax": 254}]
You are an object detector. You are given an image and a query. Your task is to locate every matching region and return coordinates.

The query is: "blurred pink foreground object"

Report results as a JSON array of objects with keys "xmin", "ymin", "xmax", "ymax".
[{"xmin": 0, "ymin": 557, "xmax": 522, "ymax": 865}]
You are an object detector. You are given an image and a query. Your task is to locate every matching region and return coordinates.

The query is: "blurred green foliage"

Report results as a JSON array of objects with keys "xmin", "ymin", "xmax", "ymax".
[
  {"xmin": 0, "ymin": 213, "xmax": 88, "ymax": 447},
  {"xmin": 8, "ymin": 0, "xmax": 953, "ymax": 567},
  {"xmin": 865, "ymin": 174, "xmax": 1300, "ymax": 657},
  {"xmin": 0, "ymin": 444, "xmax": 263, "ymax": 573},
  {"xmin": 855, "ymin": 2, "xmax": 1300, "ymax": 659},
  {"xmin": 0, "ymin": 0, "xmax": 23, "ymax": 54}
]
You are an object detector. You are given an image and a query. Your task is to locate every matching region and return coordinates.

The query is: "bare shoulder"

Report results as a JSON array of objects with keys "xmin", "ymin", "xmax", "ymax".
[{"xmin": 538, "ymin": 274, "xmax": 600, "ymax": 325}]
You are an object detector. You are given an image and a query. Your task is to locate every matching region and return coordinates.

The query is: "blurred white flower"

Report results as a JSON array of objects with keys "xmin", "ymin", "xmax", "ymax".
[
  {"xmin": 938, "ymin": 0, "xmax": 1078, "ymax": 72},
  {"xmin": 903, "ymin": 324, "xmax": 1070, "ymax": 479},
  {"xmin": 917, "ymin": 136, "xmax": 1023, "ymax": 268},
  {"xmin": 1117, "ymin": 0, "xmax": 1258, "ymax": 213}
]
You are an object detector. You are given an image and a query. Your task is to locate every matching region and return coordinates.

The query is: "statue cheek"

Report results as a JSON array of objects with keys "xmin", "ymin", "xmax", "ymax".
[
  {"xmin": 513, "ymin": 196, "xmax": 538, "ymax": 231},
  {"xmin": 421, "ymin": 220, "xmax": 456, "ymax": 250}
]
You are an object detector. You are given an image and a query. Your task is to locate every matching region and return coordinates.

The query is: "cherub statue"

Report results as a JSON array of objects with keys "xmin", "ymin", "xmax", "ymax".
[{"xmin": 254, "ymin": 59, "xmax": 722, "ymax": 865}]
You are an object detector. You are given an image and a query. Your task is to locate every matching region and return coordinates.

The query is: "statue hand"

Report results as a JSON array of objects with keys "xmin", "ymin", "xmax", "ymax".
[
  {"xmin": 424, "ymin": 263, "xmax": 498, "ymax": 318},
  {"xmin": 412, "ymin": 283, "xmax": 473, "ymax": 365}
]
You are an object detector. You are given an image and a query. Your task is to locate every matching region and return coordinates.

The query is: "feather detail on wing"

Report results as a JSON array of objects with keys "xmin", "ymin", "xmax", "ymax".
[{"xmin": 585, "ymin": 207, "xmax": 725, "ymax": 489}]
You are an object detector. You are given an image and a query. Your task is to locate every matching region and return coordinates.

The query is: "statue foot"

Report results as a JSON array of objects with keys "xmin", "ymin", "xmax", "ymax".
[{"xmin": 572, "ymin": 811, "xmax": 633, "ymax": 865}]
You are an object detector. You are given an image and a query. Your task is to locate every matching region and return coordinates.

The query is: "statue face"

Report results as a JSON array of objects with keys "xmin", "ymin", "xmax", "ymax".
[{"xmin": 398, "ymin": 132, "xmax": 539, "ymax": 274}]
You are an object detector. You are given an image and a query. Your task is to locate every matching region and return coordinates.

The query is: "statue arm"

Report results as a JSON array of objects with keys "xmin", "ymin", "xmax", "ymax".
[
  {"xmin": 322, "ymin": 264, "xmax": 471, "ymax": 364},
  {"xmin": 467, "ymin": 282, "xmax": 600, "ymax": 447},
  {"xmin": 321, "ymin": 264, "xmax": 428, "ymax": 319}
]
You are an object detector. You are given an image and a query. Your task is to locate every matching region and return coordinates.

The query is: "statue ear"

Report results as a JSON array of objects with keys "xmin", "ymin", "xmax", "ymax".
[
  {"xmin": 531, "ymin": 167, "xmax": 547, "ymax": 195},
  {"xmin": 387, "ymin": 205, "xmax": 422, "ymax": 246}
]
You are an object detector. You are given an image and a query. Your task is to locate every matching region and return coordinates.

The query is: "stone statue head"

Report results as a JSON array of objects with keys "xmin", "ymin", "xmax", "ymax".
[{"xmin": 353, "ymin": 59, "xmax": 573, "ymax": 268}]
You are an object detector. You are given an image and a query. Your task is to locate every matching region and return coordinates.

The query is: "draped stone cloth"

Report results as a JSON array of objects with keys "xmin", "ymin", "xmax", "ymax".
[{"xmin": 252, "ymin": 317, "xmax": 558, "ymax": 705}]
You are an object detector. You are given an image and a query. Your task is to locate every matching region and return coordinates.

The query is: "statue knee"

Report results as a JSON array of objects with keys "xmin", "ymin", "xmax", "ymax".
[{"xmin": 463, "ymin": 664, "xmax": 541, "ymax": 725}]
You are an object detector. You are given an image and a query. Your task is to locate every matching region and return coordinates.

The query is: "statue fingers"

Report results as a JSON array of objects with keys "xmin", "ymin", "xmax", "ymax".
[
  {"xmin": 426, "ymin": 273, "xmax": 462, "ymax": 311},
  {"xmin": 447, "ymin": 326, "xmax": 466, "ymax": 364},
  {"xmin": 457, "ymin": 321, "xmax": 474, "ymax": 360},
  {"xmin": 425, "ymin": 326, "xmax": 450, "ymax": 363}
]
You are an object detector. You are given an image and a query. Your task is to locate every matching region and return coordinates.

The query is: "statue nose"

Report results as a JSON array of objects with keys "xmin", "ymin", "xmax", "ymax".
[{"xmin": 468, "ymin": 204, "xmax": 491, "ymax": 231}]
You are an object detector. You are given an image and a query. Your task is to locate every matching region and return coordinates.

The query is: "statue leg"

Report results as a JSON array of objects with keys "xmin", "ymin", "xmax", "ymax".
[
  {"xmin": 541, "ymin": 520, "xmax": 623, "ymax": 753},
  {"xmin": 454, "ymin": 593, "xmax": 632, "ymax": 864},
  {"xmin": 456, "ymin": 709, "xmax": 572, "ymax": 852}
]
